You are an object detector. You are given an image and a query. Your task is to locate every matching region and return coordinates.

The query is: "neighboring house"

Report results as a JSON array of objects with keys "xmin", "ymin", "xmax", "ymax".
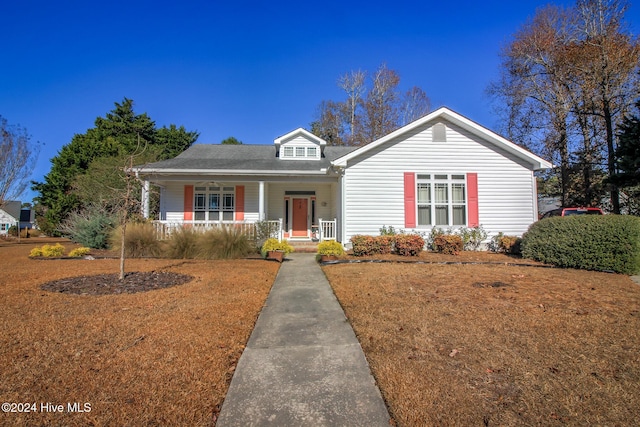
[
  {"xmin": 0, "ymin": 201, "xmax": 21, "ymax": 235},
  {"xmin": 19, "ymin": 208, "xmax": 35, "ymax": 231},
  {"xmin": 135, "ymin": 107, "xmax": 553, "ymax": 245}
]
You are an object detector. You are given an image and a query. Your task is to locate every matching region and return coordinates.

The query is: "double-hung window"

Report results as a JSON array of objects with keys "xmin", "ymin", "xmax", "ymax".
[
  {"xmin": 194, "ymin": 186, "xmax": 235, "ymax": 221},
  {"xmin": 416, "ymin": 174, "xmax": 467, "ymax": 227}
]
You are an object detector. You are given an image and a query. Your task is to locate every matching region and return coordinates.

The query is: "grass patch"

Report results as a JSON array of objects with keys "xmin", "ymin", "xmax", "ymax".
[
  {"xmin": 0, "ymin": 238, "xmax": 279, "ymax": 426},
  {"xmin": 324, "ymin": 262, "xmax": 640, "ymax": 426}
]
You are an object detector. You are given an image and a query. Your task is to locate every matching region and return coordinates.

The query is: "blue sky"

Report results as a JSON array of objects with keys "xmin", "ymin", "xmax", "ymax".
[{"xmin": 2, "ymin": 0, "xmax": 639, "ymax": 202}]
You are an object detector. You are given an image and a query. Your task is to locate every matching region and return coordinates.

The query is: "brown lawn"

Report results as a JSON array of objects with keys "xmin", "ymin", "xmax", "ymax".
[
  {"xmin": 0, "ymin": 238, "xmax": 279, "ymax": 427},
  {"xmin": 324, "ymin": 257, "xmax": 640, "ymax": 426},
  {"xmin": 3, "ymin": 237, "xmax": 640, "ymax": 426}
]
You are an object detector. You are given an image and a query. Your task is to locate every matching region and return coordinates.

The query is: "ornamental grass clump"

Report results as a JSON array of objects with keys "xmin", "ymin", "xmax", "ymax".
[
  {"xmin": 198, "ymin": 226, "xmax": 254, "ymax": 260},
  {"xmin": 110, "ymin": 222, "xmax": 162, "ymax": 258},
  {"xmin": 164, "ymin": 227, "xmax": 200, "ymax": 259}
]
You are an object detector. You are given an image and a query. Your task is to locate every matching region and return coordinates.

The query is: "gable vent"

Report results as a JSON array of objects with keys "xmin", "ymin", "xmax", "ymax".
[{"xmin": 432, "ymin": 123, "xmax": 447, "ymax": 143}]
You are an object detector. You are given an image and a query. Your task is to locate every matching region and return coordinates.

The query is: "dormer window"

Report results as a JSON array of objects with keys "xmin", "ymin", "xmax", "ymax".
[
  {"xmin": 280, "ymin": 145, "xmax": 320, "ymax": 159},
  {"xmin": 274, "ymin": 128, "xmax": 327, "ymax": 161}
]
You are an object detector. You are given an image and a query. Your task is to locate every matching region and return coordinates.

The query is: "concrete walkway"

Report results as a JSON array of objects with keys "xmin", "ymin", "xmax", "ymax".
[{"xmin": 216, "ymin": 253, "xmax": 391, "ymax": 426}]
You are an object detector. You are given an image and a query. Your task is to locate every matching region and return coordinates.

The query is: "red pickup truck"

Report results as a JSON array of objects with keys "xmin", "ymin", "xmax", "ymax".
[{"xmin": 541, "ymin": 207, "xmax": 604, "ymax": 219}]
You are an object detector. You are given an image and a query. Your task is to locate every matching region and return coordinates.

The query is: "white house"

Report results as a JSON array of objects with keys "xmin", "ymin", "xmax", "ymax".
[
  {"xmin": 0, "ymin": 201, "xmax": 21, "ymax": 235},
  {"xmin": 134, "ymin": 107, "xmax": 552, "ymax": 245}
]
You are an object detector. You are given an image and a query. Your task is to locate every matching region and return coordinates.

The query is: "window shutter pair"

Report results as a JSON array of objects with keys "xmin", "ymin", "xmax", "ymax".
[
  {"xmin": 183, "ymin": 185, "xmax": 245, "ymax": 221},
  {"xmin": 403, "ymin": 173, "xmax": 479, "ymax": 228}
]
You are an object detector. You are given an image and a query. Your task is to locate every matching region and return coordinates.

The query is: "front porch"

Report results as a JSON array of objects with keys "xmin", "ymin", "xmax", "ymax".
[
  {"xmin": 142, "ymin": 178, "xmax": 342, "ymax": 243},
  {"xmin": 151, "ymin": 218, "xmax": 338, "ymax": 243}
]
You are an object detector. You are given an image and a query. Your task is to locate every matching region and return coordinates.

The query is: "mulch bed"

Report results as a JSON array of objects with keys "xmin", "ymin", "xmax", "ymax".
[{"xmin": 40, "ymin": 271, "xmax": 193, "ymax": 295}]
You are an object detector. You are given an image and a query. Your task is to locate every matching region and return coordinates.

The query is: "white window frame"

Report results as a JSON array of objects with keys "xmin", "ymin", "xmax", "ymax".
[
  {"xmin": 416, "ymin": 174, "xmax": 467, "ymax": 227},
  {"xmin": 194, "ymin": 186, "xmax": 235, "ymax": 222},
  {"xmin": 280, "ymin": 145, "xmax": 320, "ymax": 160},
  {"xmin": 282, "ymin": 146, "xmax": 294, "ymax": 158}
]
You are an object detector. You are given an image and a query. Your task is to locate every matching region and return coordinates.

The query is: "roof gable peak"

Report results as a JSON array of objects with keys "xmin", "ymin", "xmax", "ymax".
[
  {"xmin": 274, "ymin": 128, "xmax": 327, "ymax": 147},
  {"xmin": 331, "ymin": 107, "xmax": 552, "ymax": 171}
]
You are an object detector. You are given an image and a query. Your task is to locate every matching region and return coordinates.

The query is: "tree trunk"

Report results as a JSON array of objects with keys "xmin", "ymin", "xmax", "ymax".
[
  {"xmin": 119, "ymin": 219, "xmax": 126, "ymax": 281},
  {"xmin": 603, "ymin": 99, "xmax": 620, "ymax": 213}
]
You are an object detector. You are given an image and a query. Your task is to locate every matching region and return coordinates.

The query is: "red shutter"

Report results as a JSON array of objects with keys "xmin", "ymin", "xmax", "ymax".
[
  {"xmin": 467, "ymin": 173, "xmax": 479, "ymax": 227},
  {"xmin": 235, "ymin": 185, "xmax": 245, "ymax": 221},
  {"xmin": 404, "ymin": 172, "xmax": 416, "ymax": 228},
  {"xmin": 183, "ymin": 185, "xmax": 194, "ymax": 221}
]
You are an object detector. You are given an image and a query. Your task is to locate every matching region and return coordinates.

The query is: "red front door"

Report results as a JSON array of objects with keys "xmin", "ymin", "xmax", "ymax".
[{"xmin": 292, "ymin": 198, "xmax": 308, "ymax": 237}]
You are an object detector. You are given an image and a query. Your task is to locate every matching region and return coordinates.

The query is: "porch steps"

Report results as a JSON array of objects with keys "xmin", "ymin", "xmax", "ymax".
[{"xmin": 288, "ymin": 241, "xmax": 319, "ymax": 253}]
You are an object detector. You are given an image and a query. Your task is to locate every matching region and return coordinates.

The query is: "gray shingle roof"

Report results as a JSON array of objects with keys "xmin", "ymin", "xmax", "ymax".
[{"xmin": 139, "ymin": 144, "xmax": 357, "ymax": 173}]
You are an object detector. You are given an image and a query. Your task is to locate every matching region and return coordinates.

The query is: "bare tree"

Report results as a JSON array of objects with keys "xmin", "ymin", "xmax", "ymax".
[
  {"xmin": 490, "ymin": 6, "xmax": 576, "ymax": 205},
  {"xmin": 116, "ymin": 138, "xmax": 157, "ymax": 280},
  {"xmin": 313, "ymin": 64, "xmax": 431, "ymax": 146},
  {"xmin": 572, "ymin": 0, "xmax": 640, "ymax": 212},
  {"xmin": 338, "ymin": 70, "xmax": 367, "ymax": 145},
  {"xmin": 489, "ymin": 1, "xmax": 639, "ymax": 210},
  {"xmin": 311, "ymin": 100, "xmax": 346, "ymax": 146},
  {"xmin": 362, "ymin": 63, "xmax": 401, "ymax": 142},
  {"xmin": 401, "ymin": 86, "xmax": 431, "ymax": 126},
  {"xmin": 0, "ymin": 116, "xmax": 39, "ymax": 207}
]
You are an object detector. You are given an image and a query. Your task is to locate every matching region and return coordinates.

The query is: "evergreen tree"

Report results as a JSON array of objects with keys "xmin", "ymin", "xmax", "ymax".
[
  {"xmin": 32, "ymin": 98, "xmax": 198, "ymax": 234},
  {"xmin": 614, "ymin": 100, "xmax": 640, "ymax": 188}
]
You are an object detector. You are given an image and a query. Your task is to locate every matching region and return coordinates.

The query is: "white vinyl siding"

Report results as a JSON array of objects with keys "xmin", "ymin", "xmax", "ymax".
[{"xmin": 342, "ymin": 121, "xmax": 538, "ymax": 242}]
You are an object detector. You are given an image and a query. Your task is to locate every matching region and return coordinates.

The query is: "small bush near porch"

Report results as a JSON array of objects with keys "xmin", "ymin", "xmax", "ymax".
[{"xmin": 324, "ymin": 260, "xmax": 640, "ymax": 426}]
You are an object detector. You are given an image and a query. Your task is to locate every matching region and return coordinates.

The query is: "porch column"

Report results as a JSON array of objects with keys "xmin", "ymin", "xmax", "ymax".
[
  {"xmin": 259, "ymin": 181, "xmax": 265, "ymax": 220},
  {"xmin": 141, "ymin": 180, "xmax": 150, "ymax": 219}
]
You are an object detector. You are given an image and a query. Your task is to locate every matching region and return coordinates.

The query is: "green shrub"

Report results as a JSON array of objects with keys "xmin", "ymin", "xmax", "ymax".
[
  {"xmin": 395, "ymin": 234, "xmax": 425, "ymax": 256},
  {"xmin": 426, "ymin": 227, "xmax": 445, "ymax": 250},
  {"xmin": 317, "ymin": 240, "xmax": 345, "ymax": 256},
  {"xmin": 164, "ymin": 227, "xmax": 200, "ymax": 259},
  {"xmin": 110, "ymin": 222, "xmax": 162, "ymax": 258},
  {"xmin": 350, "ymin": 235, "xmax": 394, "ymax": 256},
  {"xmin": 29, "ymin": 243, "xmax": 65, "ymax": 258},
  {"xmin": 199, "ymin": 227, "xmax": 254, "ymax": 260},
  {"xmin": 457, "ymin": 226, "xmax": 488, "ymax": 251},
  {"xmin": 379, "ymin": 225, "xmax": 401, "ymax": 236},
  {"xmin": 68, "ymin": 247, "xmax": 91, "ymax": 257},
  {"xmin": 60, "ymin": 206, "xmax": 117, "ymax": 249},
  {"xmin": 432, "ymin": 234, "xmax": 463, "ymax": 255},
  {"xmin": 521, "ymin": 215, "xmax": 640, "ymax": 274},
  {"xmin": 260, "ymin": 238, "xmax": 294, "ymax": 258}
]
